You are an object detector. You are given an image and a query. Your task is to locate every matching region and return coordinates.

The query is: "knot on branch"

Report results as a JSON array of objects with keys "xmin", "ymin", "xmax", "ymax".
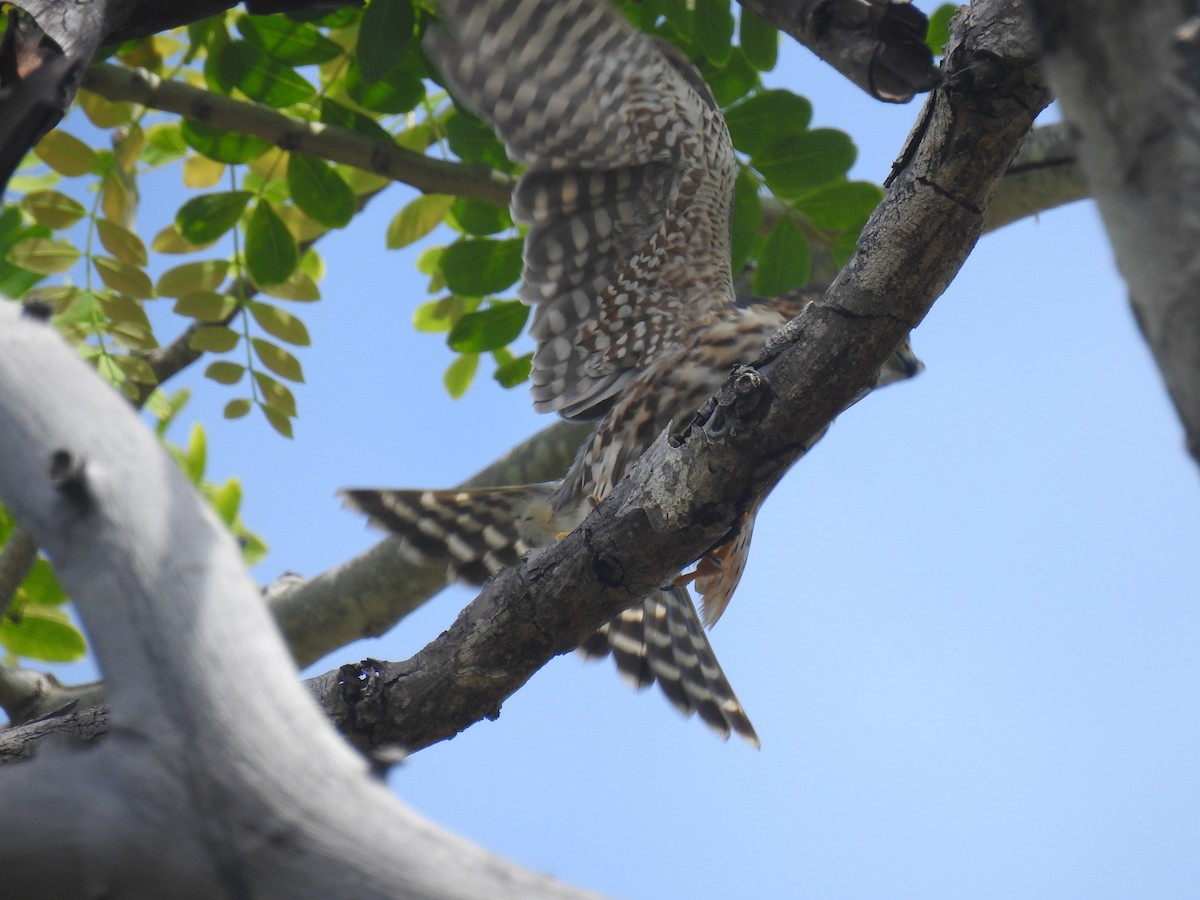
[{"xmin": 48, "ymin": 449, "xmax": 91, "ymax": 512}]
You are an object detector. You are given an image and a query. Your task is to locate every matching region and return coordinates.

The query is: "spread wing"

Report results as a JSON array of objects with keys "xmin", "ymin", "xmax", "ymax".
[{"xmin": 426, "ymin": 0, "xmax": 738, "ymax": 419}]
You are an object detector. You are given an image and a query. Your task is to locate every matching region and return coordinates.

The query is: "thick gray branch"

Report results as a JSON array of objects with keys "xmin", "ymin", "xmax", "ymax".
[
  {"xmin": 0, "ymin": 300, "xmax": 601, "ymax": 899},
  {"xmin": 1025, "ymin": 2, "xmax": 1200, "ymax": 466}
]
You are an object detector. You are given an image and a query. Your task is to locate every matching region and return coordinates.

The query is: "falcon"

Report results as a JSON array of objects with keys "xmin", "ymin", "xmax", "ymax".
[{"xmin": 343, "ymin": 0, "xmax": 922, "ymax": 744}]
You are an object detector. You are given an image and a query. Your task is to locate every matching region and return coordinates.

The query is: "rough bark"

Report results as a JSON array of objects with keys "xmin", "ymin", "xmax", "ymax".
[
  {"xmin": 1025, "ymin": 1, "xmax": 1200, "ymax": 465},
  {"xmin": 0, "ymin": 300, "xmax": 602, "ymax": 899}
]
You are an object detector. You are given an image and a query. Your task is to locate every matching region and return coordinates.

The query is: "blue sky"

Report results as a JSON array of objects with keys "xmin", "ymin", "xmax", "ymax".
[{"xmin": 32, "ymin": 8, "xmax": 1200, "ymax": 899}]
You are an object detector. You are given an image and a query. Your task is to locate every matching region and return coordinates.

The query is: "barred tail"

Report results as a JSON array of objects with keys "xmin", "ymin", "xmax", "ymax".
[
  {"xmin": 339, "ymin": 484, "xmax": 558, "ymax": 584},
  {"xmin": 579, "ymin": 585, "xmax": 759, "ymax": 747}
]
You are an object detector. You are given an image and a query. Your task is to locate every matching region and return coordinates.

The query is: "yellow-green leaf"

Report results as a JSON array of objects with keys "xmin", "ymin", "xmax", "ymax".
[
  {"xmin": 34, "ymin": 130, "xmax": 99, "ymax": 176},
  {"xmin": 0, "ymin": 605, "xmax": 87, "ymax": 662},
  {"xmin": 253, "ymin": 371, "xmax": 297, "ymax": 416},
  {"xmin": 94, "ymin": 256, "xmax": 155, "ymax": 299},
  {"xmin": 97, "ymin": 219, "xmax": 149, "ymax": 267},
  {"xmin": 19, "ymin": 190, "xmax": 86, "ymax": 229},
  {"xmin": 387, "ymin": 193, "xmax": 452, "ymax": 248},
  {"xmin": 174, "ymin": 291, "xmax": 237, "ymax": 322},
  {"xmin": 248, "ymin": 301, "xmax": 310, "ymax": 346},
  {"xmin": 443, "ymin": 352, "xmax": 478, "ymax": 398},
  {"xmin": 205, "ymin": 360, "xmax": 246, "ymax": 385},
  {"xmin": 189, "ymin": 325, "xmax": 240, "ymax": 353},
  {"xmin": 113, "ymin": 354, "xmax": 157, "ymax": 385},
  {"xmin": 260, "ymin": 269, "xmax": 320, "ymax": 302},
  {"xmin": 224, "ymin": 398, "xmax": 252, "ymax": 419},
  {"xmin": 151, "ymin": 223, "xmax": 216, "ymax": 254},
  {"xmin": 260, "ymin": 404, "xmax": 294, "ymax": 438},
  {"xmin": 6, "ymin": 237, "xmax": 81, "ymax": 274},
  {"xmin": 251, "ymin": 338, "xmax": 304, "ymax": 382},
  {"xmin": 156, "ymin": 260, "xmax": 230, "ymax": 297}
]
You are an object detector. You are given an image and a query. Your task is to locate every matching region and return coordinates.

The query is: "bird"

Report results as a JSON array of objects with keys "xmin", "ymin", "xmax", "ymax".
[{"xmin": 343, "ymin": 0, "xmax": 922, "ymax": 745}]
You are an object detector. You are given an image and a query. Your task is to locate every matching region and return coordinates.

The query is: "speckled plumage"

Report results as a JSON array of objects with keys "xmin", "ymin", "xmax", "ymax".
[{"xmin": 344, "ymin": 0, "xmax": 921, "ymax": 745}]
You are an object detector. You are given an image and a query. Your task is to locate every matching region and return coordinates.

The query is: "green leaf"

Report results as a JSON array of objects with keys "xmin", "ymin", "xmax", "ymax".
[
  {"xmin": 156, "ymin": 260, "xmax": 230, "ymax": 297},
  {"xmin": 753, "ymin": 215, "xmax": 810, "ymax": 295},
  {"xmin": 699, "ymin": 51, "xmax": 759, "ymax": 107},
  {"xmin": 19, "ymin": 190, "xmax": 86, "ymax": 229},
  {"xmin": 183, "ymin": 422, "xmax": 207, "ymax": 484},
  {"xmin": 189, "ymin": 325, "xmax": 241, "ymax": 353},
  {"xmin": 730, "ymin": 168, "xmax": 763, "ymax": 274},
  {"xmin": 724, "ymin": 90, "xmax": 812, "ymax": 157},
  {"xmin": 413, "ymin": 295, "xmax": 477, "ymax": 333},
  {"xmin": 739, "ymin": 9, "xmax": 778, "ymax": 71},
  {"xmin": 182, "ymin": 119, "xmax": 271, "ymax": 165},
  {"xmin": 174, "ymin": 291, "xmax": 237, "ymax": 322},
  {"xmin": 754, "ymin": 128, "xmax": 857, "ymax": 197},
  {"xmin": 175, "ymin": 191, "xmax": 252, "ymax": 244},
  {"xmin": 439, "ymin": 238, "xmax": 523, "ymax": 296},
  {"xmin": 96, "ymin": 219, "xmax": 149, "ymax": 267},
  {"xmin": 443, "ymin": 352, "xmax": 478, "ymax": 398},
  {"xmin": 112, "ymin": 354, "xmax": 157, "ymax": 385},
  {"xmin": 0, "ymin": 606, "xmax": 87, "ymax": 662},
  {"xmin": 96, "ymin": 290, "xmax": 152, "ymax": 330},
  {"xmin": 20, "ymin": 557, "xmax": 67, "ymax": 606},
  {"xmin": 236, "ymin": 14, "xmax": 343, "ymax": 65},
  {"xmin": 224, "ymin": 398, "xmax": 252, "ymax": 419},
  {"xmin": 792, "ymin": 181, "xmax": 883, "ymax": 230},
  {"xmin": 448, "ymin": 198, "xmax": 512, "ymax": 236},
  {"xmin": 33, "ymin": 130, "xmax": 99, "ymax": 176},
  {"xmin": 358, "ymin": 0, "xmax": 415, "ymax": 84},
  {"xmin": 208, "ymin": 478, "xmax": 242, "ymax": 525},
  {"xmin": 205, "ymin": 360, "xmax": 246, "ymax": 385},
  {"xmin": 493, "ymin": 351, "xmax": 532, "ymax": 388},
  {"xmin": 287, "ymin": 155, "xmax": 355, "ymax": 229},
  {"xmin": 447, "ymin": 301, "xmax": 529, "ymax": 353},
  {"xmin": 445, "ymin": 109, "xmax": 514, "ymax": 171},
  {"xmin": 208, "ymin": 40, "xmax": 316, "ymax": 108},
  {"xmin": 260, "ymin": 404, "xmax": 294, "ymax": 438},
  {"xmin": 6, "ymin": 237, "xmax": 80, "ymax": 274},
  {"xmin": 254, "ymin": 371, "xmax": 297, "ymax": 416},
  {"xmin": 94, "ymin": 256, "xmax": 155, "ymax": 299},
  {"xmin": 0, "ymin": 207, "xmax": 49, "ymax": 296},
  {"xmin": 249, "ymin": 301, "xmax": 310, "ymax": 346},
  {"xmin": 347, "ymin": 62, "xmax": 425, "ymax": 114},
  {"xmin": 319, "ymin": 98, "xmax": 393, "ymax": 144},
  {"xmin": 245, "ymin": 200, "xmax": 298, "ymax": 286},
  {"xmin": 251, "ymin": 337, "xmax": 305, "ymax": 382},
  {"xmin": 695, "ymin": 0, "xmax": 734, "ymax": 64},
  {"xmin": 387, "ymin": 194, "xmax": 453, "ymax": 249},
  {"xmin": 261, "ymin": 270, "xmax": 320, "ymax": 302},
  {"xmin": 143, "ymin": 122, "xmax": 189, "ymax": 167},
  {"xmin": 926, "ymin": 4, "xmax": 956, "ymax": 55}
]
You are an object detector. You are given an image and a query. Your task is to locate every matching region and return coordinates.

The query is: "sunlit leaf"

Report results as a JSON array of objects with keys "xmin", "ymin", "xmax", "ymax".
[
  {"xmin": 443, "ymin": 352, "xmax": 478, "ymax": 398},
  {"xmin": 208, "ymin": 478, "xmax": 242, "ymax": 525},
  {"xmin": 94, "ymin": 256, "xmax": 155, "ymax": 299},
  {"xmin": 205, "ymin": 360, "xmax": 246, "ymax": 385},
  {"xmin": 33, "ymin": 130, "xmax": 99, "ymax": 176},
  {"xmin": 251, "ymin": 338, "xmax": 304, "ymax": 382},
  {"xmin": 182, "ymin": 154, "xmax": 226, "ymax": 188},
  {"xmin": 96, "ymin": 219, "xmax": 149, "ymax": 267},
  {"xmin": 0, "ymin": 606, "xmax": 87, "ymax": 662},
  {"xmin": 19, "ymin": 190, "xmax": 86, "ymax": 229},
  {"xmin": 183, "ymin": 422, "xmax": 207, "ymax": 484},
  {"xmin": 927, "ymin": 4, "xmax": 956, "ymax": 55},
  {"xmin": 188, "ymin": 325, "xmax": 241, "ymax": 353},
  {"xmin": 260, "ymin": 269, "xmax": 320, "ymax": 302},
  {"xmin": 249, "ymin": 301, "xmax": 310, "ymax": 346},
  {"xmin": 387, "ymin": 194, "xmax": 453, "ymax": 249},
  {"xmin": 156, "ymin": 260, "xmax": 229, "ymax": 297},
  {"xmin": 254, "ymin": 371, "xmax": 297, "ymax": 416},
  {"xmin": 174, "ymin": 291, "xmax": 237, "ymax": 322},
  {"xmin": 6, "ymin": 238, "xmax": 80, "ymax": 274}
]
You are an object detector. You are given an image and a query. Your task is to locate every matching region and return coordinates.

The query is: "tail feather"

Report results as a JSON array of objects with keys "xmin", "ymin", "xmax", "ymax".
[{"xmin": 580, "ymin": 586, "xmax": 759, "ymax": 747}]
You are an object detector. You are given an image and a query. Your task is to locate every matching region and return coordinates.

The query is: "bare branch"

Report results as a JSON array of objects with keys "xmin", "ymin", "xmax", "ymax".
[{"xmin": 82, "ymin": 63, "xmax": 514, "ymax": 207}]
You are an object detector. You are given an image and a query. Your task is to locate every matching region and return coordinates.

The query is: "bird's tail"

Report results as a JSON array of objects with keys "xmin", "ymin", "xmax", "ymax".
[
  {"xmin": 343, "ymin": 485, "xmax": 758, "ymax": 745},
  {"xmin": 579, "ymin": 585, "xmax": 759, "ymax": 747}
]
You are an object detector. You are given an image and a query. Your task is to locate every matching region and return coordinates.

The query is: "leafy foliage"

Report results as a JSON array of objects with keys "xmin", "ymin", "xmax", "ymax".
[{"xmin": 0, "ymin": 0, "xmax": 888, "ymax": 663}]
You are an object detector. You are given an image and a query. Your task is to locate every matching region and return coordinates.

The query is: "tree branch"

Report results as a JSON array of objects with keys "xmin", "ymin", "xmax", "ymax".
[
  {"xmin": 309, "ymin": 0, "xmax": 1051, "ymax": 755},
  {"xmin": 0, "ymin": 299, "xmax": 603, "ymax": 899},
  {"xmin": 740, "ymin": 0, "xmax": 939, "ymax": 101},
  {"xmin": 1024, "ymin": 1, "xmax": 1200, "ymax": 466},
  {"xmin": 82, "ymin": 63, "xmax": 514, "ymax": 207}
]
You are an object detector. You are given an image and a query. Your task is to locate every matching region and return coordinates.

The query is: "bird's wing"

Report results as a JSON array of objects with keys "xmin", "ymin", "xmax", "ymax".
[{"xmin": 426, "ymin": 0, "xmax": 738, "ymax": 420}]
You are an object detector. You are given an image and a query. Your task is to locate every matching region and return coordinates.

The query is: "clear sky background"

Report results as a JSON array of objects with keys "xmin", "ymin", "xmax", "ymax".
[{"xmin": 34, "ymin": 6, "xmax": 1200, "ymax": 898}]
